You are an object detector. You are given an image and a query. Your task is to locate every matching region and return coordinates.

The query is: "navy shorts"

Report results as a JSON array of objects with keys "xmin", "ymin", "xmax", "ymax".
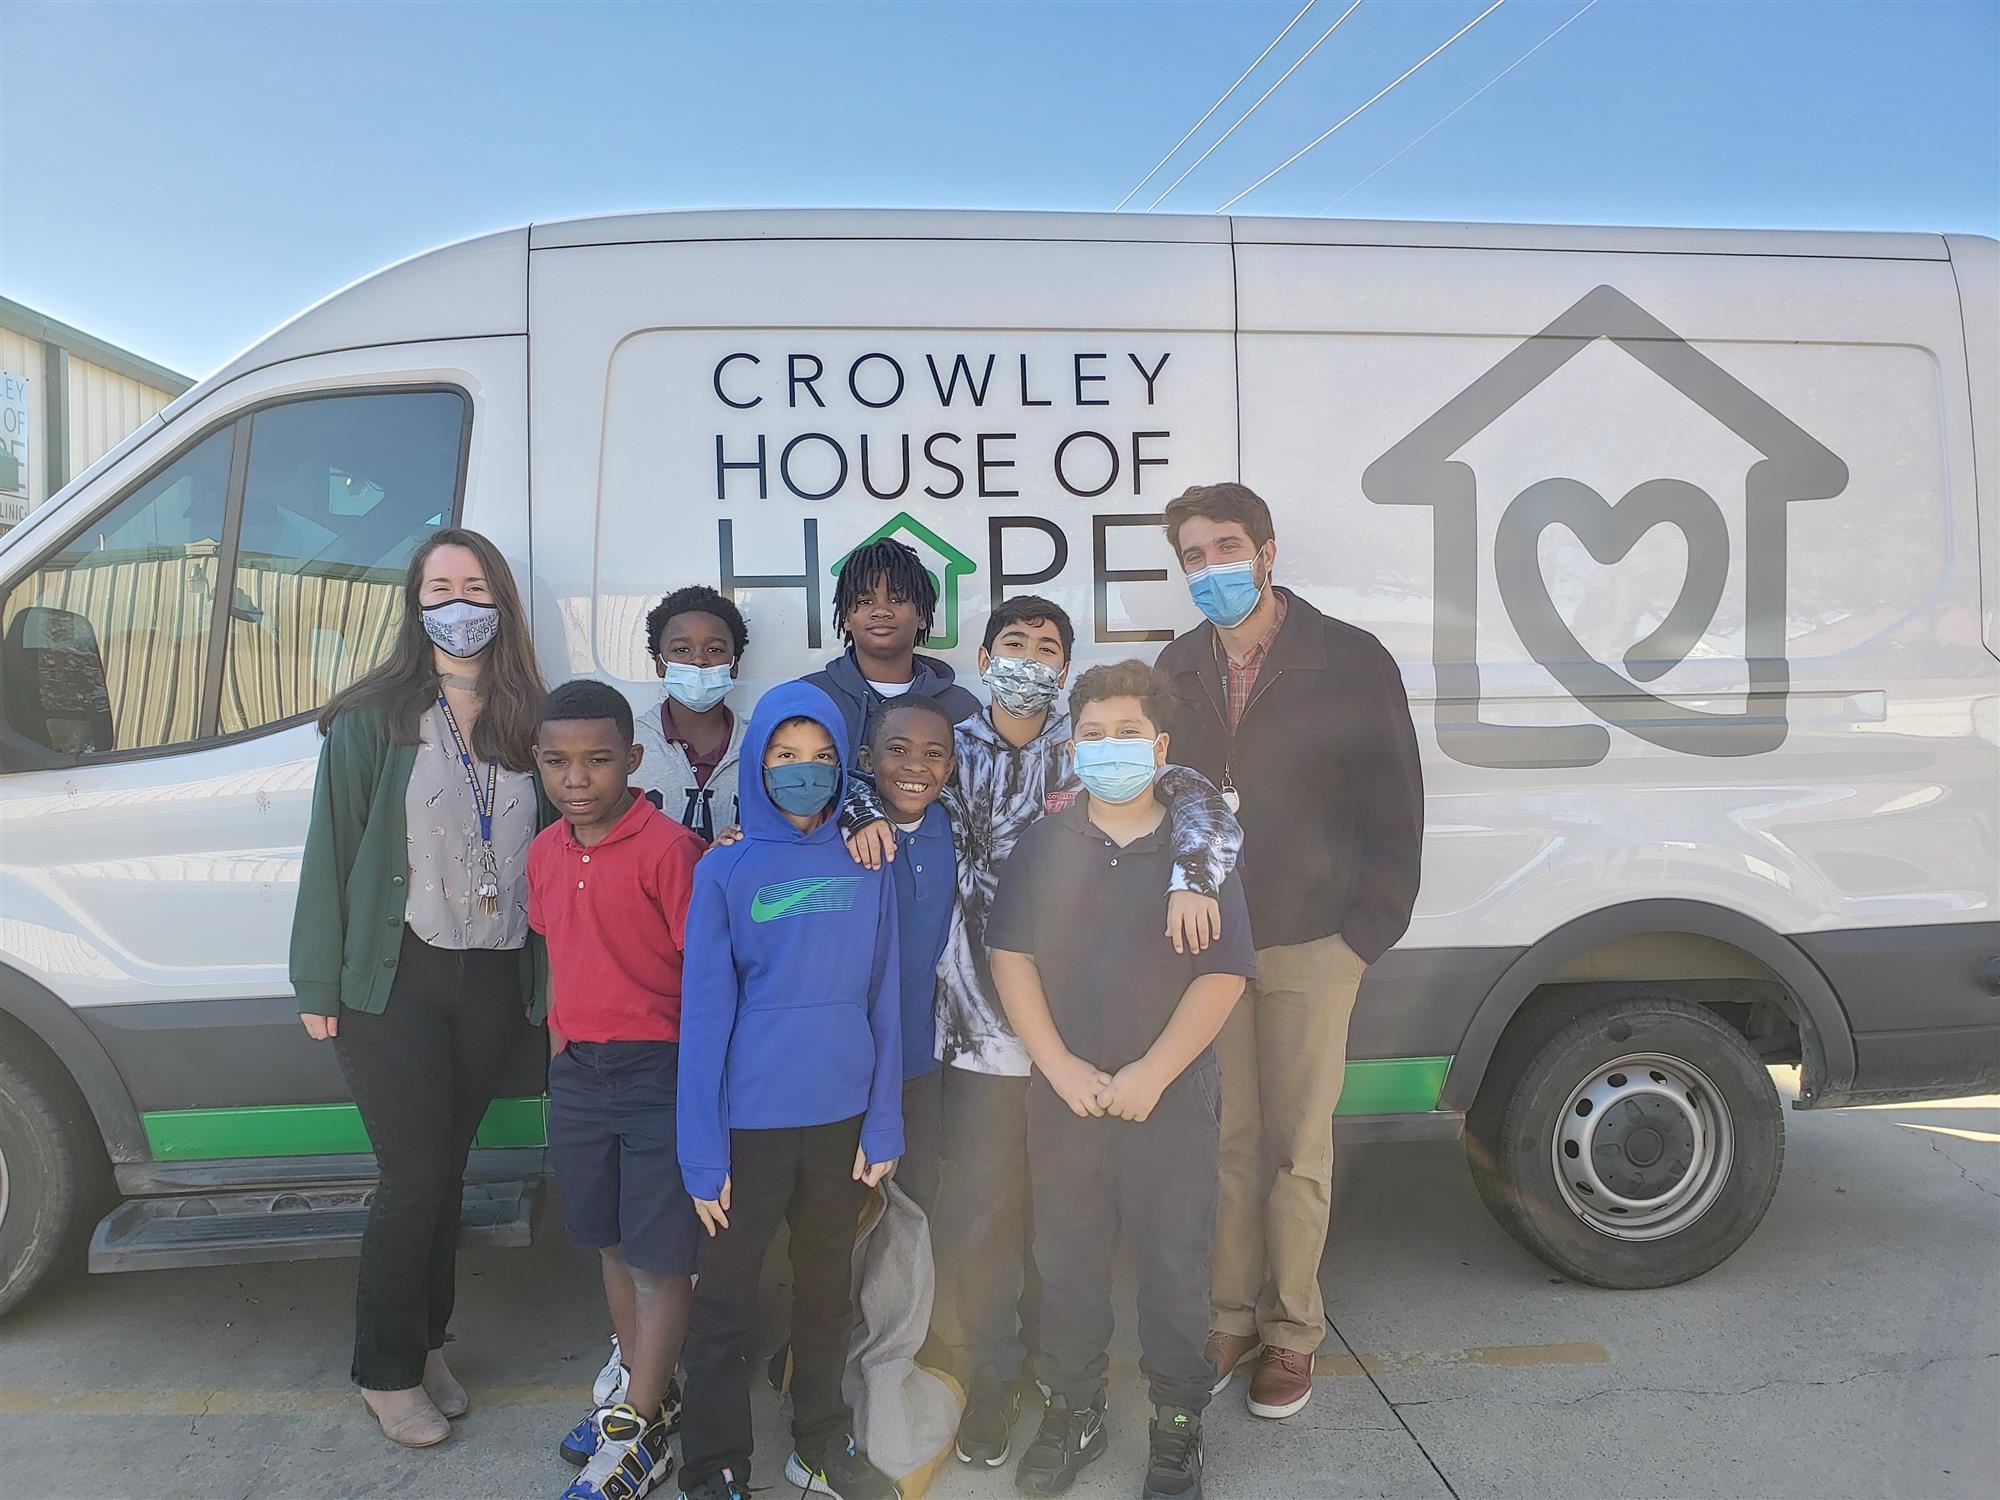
[{"xmin": 547, "ymin": 1040, "xmax": 700, "ymax": 1276}]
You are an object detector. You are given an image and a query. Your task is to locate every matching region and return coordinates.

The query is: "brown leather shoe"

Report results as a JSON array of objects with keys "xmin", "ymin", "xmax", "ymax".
[
  {"xmin": 1247, "ymin": 1345, "xmax": 1314, "ymax": 1419},
  {"xmin": 1204, "ymin": 1330, "xmax": 1262, "ymax": 1395}
]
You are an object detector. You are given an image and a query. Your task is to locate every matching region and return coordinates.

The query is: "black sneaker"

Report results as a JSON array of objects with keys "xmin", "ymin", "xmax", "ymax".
[
  {"xmin": 1014, "ymin": 1394, "xmax": 1108, "ymax": 1495},
  {"xmin": 676, "ymin": 1467, "xmax": 748, "ymax": 1500},
  {"xmin": 784, "ymin": 1437, "xmax": 898, "ymax": 1500},
  {"xmin": 957, "ymin": 1376, "xmax": 1024, "ymax": 1466},
  {"xmin": 1141, "ymin": 1407, "xmax": 1204, "ymax": 1500}
]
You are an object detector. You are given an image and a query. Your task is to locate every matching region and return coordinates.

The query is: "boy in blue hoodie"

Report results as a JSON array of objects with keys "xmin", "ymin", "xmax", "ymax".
[{"xmin": 676, "ymin": 681, "xmax": 903, "ymax": 1500}]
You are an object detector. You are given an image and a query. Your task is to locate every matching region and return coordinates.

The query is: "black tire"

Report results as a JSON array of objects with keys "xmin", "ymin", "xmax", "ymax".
[
  {"xmin": 0, "ymin": 1040, "xmax": 101, "ymax": 1318},
  {"xmin": 1465, "ymin": 994, "xmax": 1784, "ymax": 1289}
]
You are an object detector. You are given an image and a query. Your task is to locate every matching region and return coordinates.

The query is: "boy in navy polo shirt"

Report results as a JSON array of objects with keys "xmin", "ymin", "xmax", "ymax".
[
  {"xmin": 528, "ymin": 680, "xmax": 706, "ymax": 1500},
  {"xmin": 988, "ymin": 661, "xmax": 1255, "ymax": 1500},
  {"xmin": 860, "ymin": 695, "xmax": 957, "ymax": 1214}
]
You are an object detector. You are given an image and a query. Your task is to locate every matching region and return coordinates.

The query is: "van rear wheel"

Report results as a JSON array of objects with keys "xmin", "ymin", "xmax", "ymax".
[
  {"xmin": 1466, "ymin": 995, "xmax": 1784, "ymax": 1289},
  {"xmin": 0, "ymin": 1042, "xmax": 99, "ymax": 1318}
]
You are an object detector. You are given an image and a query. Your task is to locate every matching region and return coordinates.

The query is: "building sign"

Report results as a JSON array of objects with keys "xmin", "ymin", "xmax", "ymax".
[{"xmin": 0, "ymin": 370, "xmax": 28, "ymax": 525}]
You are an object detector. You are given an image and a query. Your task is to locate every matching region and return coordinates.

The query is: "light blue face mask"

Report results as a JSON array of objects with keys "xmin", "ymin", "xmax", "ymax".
[
  {"xmin": 1187, "ymin": 559, "xmax": 1263, "ymax": 629},
  {"xmin": 664, "ymin": 662, "xmax": 734, "ymax": 714},
  {"xmin": 764, "ymin": 762, "xmax": 840, "ymax": 816},
  {"xmin": 1072, "ymin": 736, "xmax": 1159, "ymax": 805}
]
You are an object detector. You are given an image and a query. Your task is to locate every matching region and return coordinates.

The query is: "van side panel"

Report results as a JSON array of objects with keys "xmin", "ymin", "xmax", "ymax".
[{"xmin": 1234, "ymin": 242, "xmax": 1998, "ymax": 1095}]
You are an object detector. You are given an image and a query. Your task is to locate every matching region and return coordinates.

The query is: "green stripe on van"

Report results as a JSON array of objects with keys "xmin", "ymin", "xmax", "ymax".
[
  {"xmin": 139, "ymin": 1059, "xmax": 1450, "ymax": 1162},
  {"xmin": 1335, "ymin": 1057, "xmax": 1451, "ymax": 1115},
  {"xmin": 141, "ymin": 1097, "xmax": 549, "ymax": 1161}
]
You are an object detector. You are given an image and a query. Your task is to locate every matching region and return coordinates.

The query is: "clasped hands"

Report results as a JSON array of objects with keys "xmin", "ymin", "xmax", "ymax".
[{"xmin": 1042, "ymin": 1050, "xmax": 1169, "ymax": 1124}]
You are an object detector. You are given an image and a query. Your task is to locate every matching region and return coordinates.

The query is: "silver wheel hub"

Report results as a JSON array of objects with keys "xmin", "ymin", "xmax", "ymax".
[{"xmin": 1552, "ymin": 1053, "xmax": 1734, "ymax": 1241}]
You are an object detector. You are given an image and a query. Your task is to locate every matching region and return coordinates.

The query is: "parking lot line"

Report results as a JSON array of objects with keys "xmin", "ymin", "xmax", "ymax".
[
  {"xmin": 0, "ymin": 1341, "xmax": 1613, "ymax": 1417},
  {"xmin": 1314, "ymin": 1340, "xmax": 1611, "ymax": 1377}
]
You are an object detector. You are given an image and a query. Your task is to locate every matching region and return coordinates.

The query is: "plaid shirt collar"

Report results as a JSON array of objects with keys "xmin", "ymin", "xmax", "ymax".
[{"xmin": 1221, "ymin": 589, "xmax": 1287, "ymax": 730}]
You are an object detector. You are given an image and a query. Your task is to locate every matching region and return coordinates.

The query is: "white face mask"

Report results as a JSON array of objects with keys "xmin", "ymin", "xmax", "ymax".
[
  {"xmin": 421, "ymin": 598, "xmax": 500, "ymax": 659},
  {"xmin": 663, "ymin": 661, "xmax": 734, "ymax": 713}
]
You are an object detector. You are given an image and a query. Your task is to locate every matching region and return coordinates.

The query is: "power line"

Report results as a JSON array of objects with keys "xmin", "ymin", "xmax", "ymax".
[
  {"xmin": 1114, "ymin": 0, "xmax": 1321, "ymax": 212},
  {"xmin": 1143, "ymin": 0, "xmax": 1368, "ymax": 212},
  {"xmin": 1323, "ymin": 0, "xmax": 1600, "ymax": 212},
  {"xmin": 1215, "ymin": 0, "xmax": 1510, "ymax": 213}
]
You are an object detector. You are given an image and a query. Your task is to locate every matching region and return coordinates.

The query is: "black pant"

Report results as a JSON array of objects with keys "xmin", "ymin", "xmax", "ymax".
[
  {"xmin": 1029, "ymin": 1060, "xmax": 1220, "ymax": 1414},
  {"xmin": 681, "ymin": 1116, "xmax": 868, "ymax": 1488},
  {"xmin": 930, "ymin": 1067, "xmax": 1039, "ymax": 1391},
  {"xmin": 897, "ymin": 1068, "xmax": 943, "ymax": 1221},
  {"xmin": 332, "ymin": 932, "xmax": 526, "ymax": 1390}
]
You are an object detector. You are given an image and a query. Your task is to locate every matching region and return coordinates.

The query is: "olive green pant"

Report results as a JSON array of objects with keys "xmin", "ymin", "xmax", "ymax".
[{"xmin": 1209, "ymin": 933, "xmax": 1364, "ymax": 1356}]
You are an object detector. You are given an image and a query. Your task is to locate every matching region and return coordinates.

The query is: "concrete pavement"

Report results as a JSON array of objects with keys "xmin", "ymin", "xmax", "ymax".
[{"xmin": 1, "ymin": 1076, "xmax": 1993, "ymax": 1499}]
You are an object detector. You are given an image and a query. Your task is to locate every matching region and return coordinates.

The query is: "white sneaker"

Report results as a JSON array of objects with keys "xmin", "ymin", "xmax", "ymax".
[{"xmin": 592, "ymin": 1337, "xmax": 628, "ymax": 1406}]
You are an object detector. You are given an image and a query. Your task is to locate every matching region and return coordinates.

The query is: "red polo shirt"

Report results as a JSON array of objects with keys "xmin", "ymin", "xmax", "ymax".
[{"xmin": 527, "ymin": 793, "xmax": 703, "ymax": 1043}]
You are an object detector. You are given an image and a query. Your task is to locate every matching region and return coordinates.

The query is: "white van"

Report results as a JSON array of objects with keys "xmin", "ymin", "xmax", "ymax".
[{"xmin": 1, "ymin": 209, "xmax": 1994, "ymax": 1313}]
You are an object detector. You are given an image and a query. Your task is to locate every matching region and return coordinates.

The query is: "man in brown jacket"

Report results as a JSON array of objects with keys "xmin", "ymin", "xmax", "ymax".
[{"xmin": 1154, "ymin": 482, "xmax": 1425, "ymax": 1421}]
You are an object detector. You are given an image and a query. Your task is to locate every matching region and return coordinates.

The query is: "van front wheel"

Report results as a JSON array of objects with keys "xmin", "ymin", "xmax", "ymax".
[
  {"xmin": 0, "ymin": 1042, "xmax": 99, "ymax": 1318},
  {"xmin": 1467, "ymin": 996, "xmax": 1784, "ymax": 1289}
]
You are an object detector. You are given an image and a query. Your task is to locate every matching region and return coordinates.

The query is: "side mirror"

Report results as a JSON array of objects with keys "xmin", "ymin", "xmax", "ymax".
[{"xmin": 0, "ymin": 605, "xmax": 115, "ymax": 767}]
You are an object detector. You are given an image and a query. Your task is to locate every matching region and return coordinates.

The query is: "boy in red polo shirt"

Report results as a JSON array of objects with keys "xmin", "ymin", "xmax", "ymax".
[{"xmin": 528, "ymin": 679, "xmax": 706, "ymax": 1500}]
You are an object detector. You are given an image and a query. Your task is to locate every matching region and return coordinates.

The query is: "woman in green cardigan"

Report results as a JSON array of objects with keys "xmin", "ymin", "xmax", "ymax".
[{"xmin": 291, "ymin": 527, "xmax": 548, "ymax": 1448}]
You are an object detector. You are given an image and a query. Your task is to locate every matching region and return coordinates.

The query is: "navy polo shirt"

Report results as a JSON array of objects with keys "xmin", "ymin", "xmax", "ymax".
[
  {"xmin": 892, "ymin": 801, "xmax": 957, "ymax": 1079},
  {"xmin": 986, "ymin": 796, "xmax": 1256, "ymax": 1073}
]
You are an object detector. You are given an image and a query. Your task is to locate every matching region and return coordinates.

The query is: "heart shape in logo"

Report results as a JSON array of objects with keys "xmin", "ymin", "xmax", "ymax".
[{"xmin": 1496, "ymin": 476, "xmax": 1730, "ymax": 698}]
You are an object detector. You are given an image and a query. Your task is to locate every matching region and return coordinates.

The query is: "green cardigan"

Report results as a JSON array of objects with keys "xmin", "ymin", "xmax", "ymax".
[{"xmin": 290, "ymin": 704, "xmax": 551, "ymax": 1022}]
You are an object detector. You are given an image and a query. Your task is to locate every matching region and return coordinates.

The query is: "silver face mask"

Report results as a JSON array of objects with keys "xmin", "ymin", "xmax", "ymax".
[
  {"xmin": 421, "ymin": 598, "xmax": 501, "ymax": 659},
  {"xmin": 982, "ymin": 654, "xmax": 1062, "ymax": 718}
]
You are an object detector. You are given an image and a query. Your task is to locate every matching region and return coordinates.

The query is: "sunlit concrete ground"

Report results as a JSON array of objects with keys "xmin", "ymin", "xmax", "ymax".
[{"xmin": 2, "ymin": 1076, "xmax": 1994, "ymax": 1499}]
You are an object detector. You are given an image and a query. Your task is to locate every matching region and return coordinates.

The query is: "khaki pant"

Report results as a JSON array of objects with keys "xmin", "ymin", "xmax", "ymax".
[{"xmin": 1210, "ymin": 932, "xmax": 1364, "ymax": 1355}]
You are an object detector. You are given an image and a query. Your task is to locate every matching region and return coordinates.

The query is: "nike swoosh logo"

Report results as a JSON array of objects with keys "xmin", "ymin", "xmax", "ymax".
[{"xmin": 751, "ymin": 878, "xmax": 837, "ymax": 923}]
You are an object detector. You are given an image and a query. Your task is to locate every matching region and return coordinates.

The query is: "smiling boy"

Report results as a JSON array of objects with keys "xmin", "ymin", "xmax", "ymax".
[{"xmin": 527, "ymin": 680, "xmax": 706, "ymax": 1500}]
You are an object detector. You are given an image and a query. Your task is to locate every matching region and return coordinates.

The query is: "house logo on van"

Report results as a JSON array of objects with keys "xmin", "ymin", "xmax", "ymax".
[
  {"xmin": 1363, "ymin": 284, "xmax": 1850, "ymax": 771},
  {"xmin": 832, "ymin": 512, "xmax": 978, "ymax": 651}
]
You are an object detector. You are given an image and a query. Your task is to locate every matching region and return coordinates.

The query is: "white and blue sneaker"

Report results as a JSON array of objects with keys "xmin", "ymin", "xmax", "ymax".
[
  {"xmin": 561, "ymin": 1403, "xmax": 671, "ymax": 1500},
  {"xmin": 563, "ymin": 1380, "xmax": 681, "ymax": 1467},
  {"xmin": 593, "ymin": 1338, "xmax": 628, "ymax": 1406}
]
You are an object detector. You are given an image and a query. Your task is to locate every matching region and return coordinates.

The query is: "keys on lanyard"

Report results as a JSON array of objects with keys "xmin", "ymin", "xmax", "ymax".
[{"xmin": 437, "ymin": 694, "xmax": 502, "ymax": 915}]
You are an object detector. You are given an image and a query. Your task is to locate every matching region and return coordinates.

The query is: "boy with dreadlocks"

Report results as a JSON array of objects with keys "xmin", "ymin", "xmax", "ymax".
[{"xmin": 804, "ymin": 536, "xmax": 980, "ymax": 765}]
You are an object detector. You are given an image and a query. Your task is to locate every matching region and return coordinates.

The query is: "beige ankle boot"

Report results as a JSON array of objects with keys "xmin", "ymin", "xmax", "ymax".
[
  {"xmin": 423, "ymin": 1349, "xmax": 469, "ymax": 1418},
  {"xmin": 360, "ymin": 1385, "xmax": 450, "ymax": 1447}
]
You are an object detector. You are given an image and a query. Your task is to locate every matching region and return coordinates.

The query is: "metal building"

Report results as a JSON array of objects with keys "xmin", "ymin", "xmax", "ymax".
[{"xmin": 0, "ymin": 297, "xmax": 193, "ymax": 534}]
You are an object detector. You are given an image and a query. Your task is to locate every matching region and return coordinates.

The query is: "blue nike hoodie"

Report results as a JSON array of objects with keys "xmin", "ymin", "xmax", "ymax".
[{"xmin": 677, "ymin": 680, "xmax": 904, "ymax": 1202}]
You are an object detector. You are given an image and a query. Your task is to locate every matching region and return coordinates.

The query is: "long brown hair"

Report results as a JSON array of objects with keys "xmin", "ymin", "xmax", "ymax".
[{"xmin": 318, "ymin": 528, "xmax": 543, "ymax": 771}]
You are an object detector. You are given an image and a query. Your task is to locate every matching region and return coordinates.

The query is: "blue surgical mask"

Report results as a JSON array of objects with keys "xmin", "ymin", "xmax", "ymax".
[
  {"xmin": 664, "ymin": 662, "xmax": 734, "ymax": 714},
  {"xmin": 1072, "ymin": 737, "xmax": 1159, "ymax": 805},
  {"xmin": 764, "ymin": 762, "xmax": 840, "ymax": 817},
  {"xmin": 1187, "ymin": 560, "xmax": 1263, "ymax": 629}
]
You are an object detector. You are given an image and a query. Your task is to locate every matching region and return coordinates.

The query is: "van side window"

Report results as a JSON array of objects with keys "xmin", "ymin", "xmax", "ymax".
[
  {"xmin": 218, "ymin": 391, "xmax": 464, "ymax": 736},
  {"xmin": 0, "ymin": 388, "xmax": 466, "ymax": 761},
  {"xmin": 0, "ymin": 428, "xmax": 235, "ymax": 753}
]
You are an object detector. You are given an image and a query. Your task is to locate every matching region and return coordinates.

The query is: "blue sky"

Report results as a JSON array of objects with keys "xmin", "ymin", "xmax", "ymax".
[{"xmin": 4, "ymin": 0, "xmax": 1994, "ymax": 377}]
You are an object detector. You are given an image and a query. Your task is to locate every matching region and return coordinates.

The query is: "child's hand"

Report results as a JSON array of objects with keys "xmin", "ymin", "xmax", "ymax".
[
  {"xmin": 693, "ymin": 1175, "xmax": 731, "ymax": 1237},
  {"xmin": 853, "ymin": 1148, "xmax": 896, "ymax": 1188},
  {"xmin": 1099, "ymin": 1059, "xmax": 1168, "ymax": 1123},
  {"xmin": 707, "ymin": 824, "xmax": 744, "ymax": 849},
  {"xmin": 1166, "ymin": 891, "xmax": 1221, "ymax": 955},
  {"xmin": 1046, "ymin": 1052, "xmax": 1113, "ymax": 1119},
  {"xmin": 299, "ymin": 1013, "xmax": 338, "ymax": 1041},
  {"xmin": 844, "ymin": 820, "xmax": 896, "ymax": 870}
]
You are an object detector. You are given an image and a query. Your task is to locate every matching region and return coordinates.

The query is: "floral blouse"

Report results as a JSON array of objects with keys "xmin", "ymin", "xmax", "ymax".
[{"xmin": 403, "ymin": 701, "xmax": 536, "ymax": 950}]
